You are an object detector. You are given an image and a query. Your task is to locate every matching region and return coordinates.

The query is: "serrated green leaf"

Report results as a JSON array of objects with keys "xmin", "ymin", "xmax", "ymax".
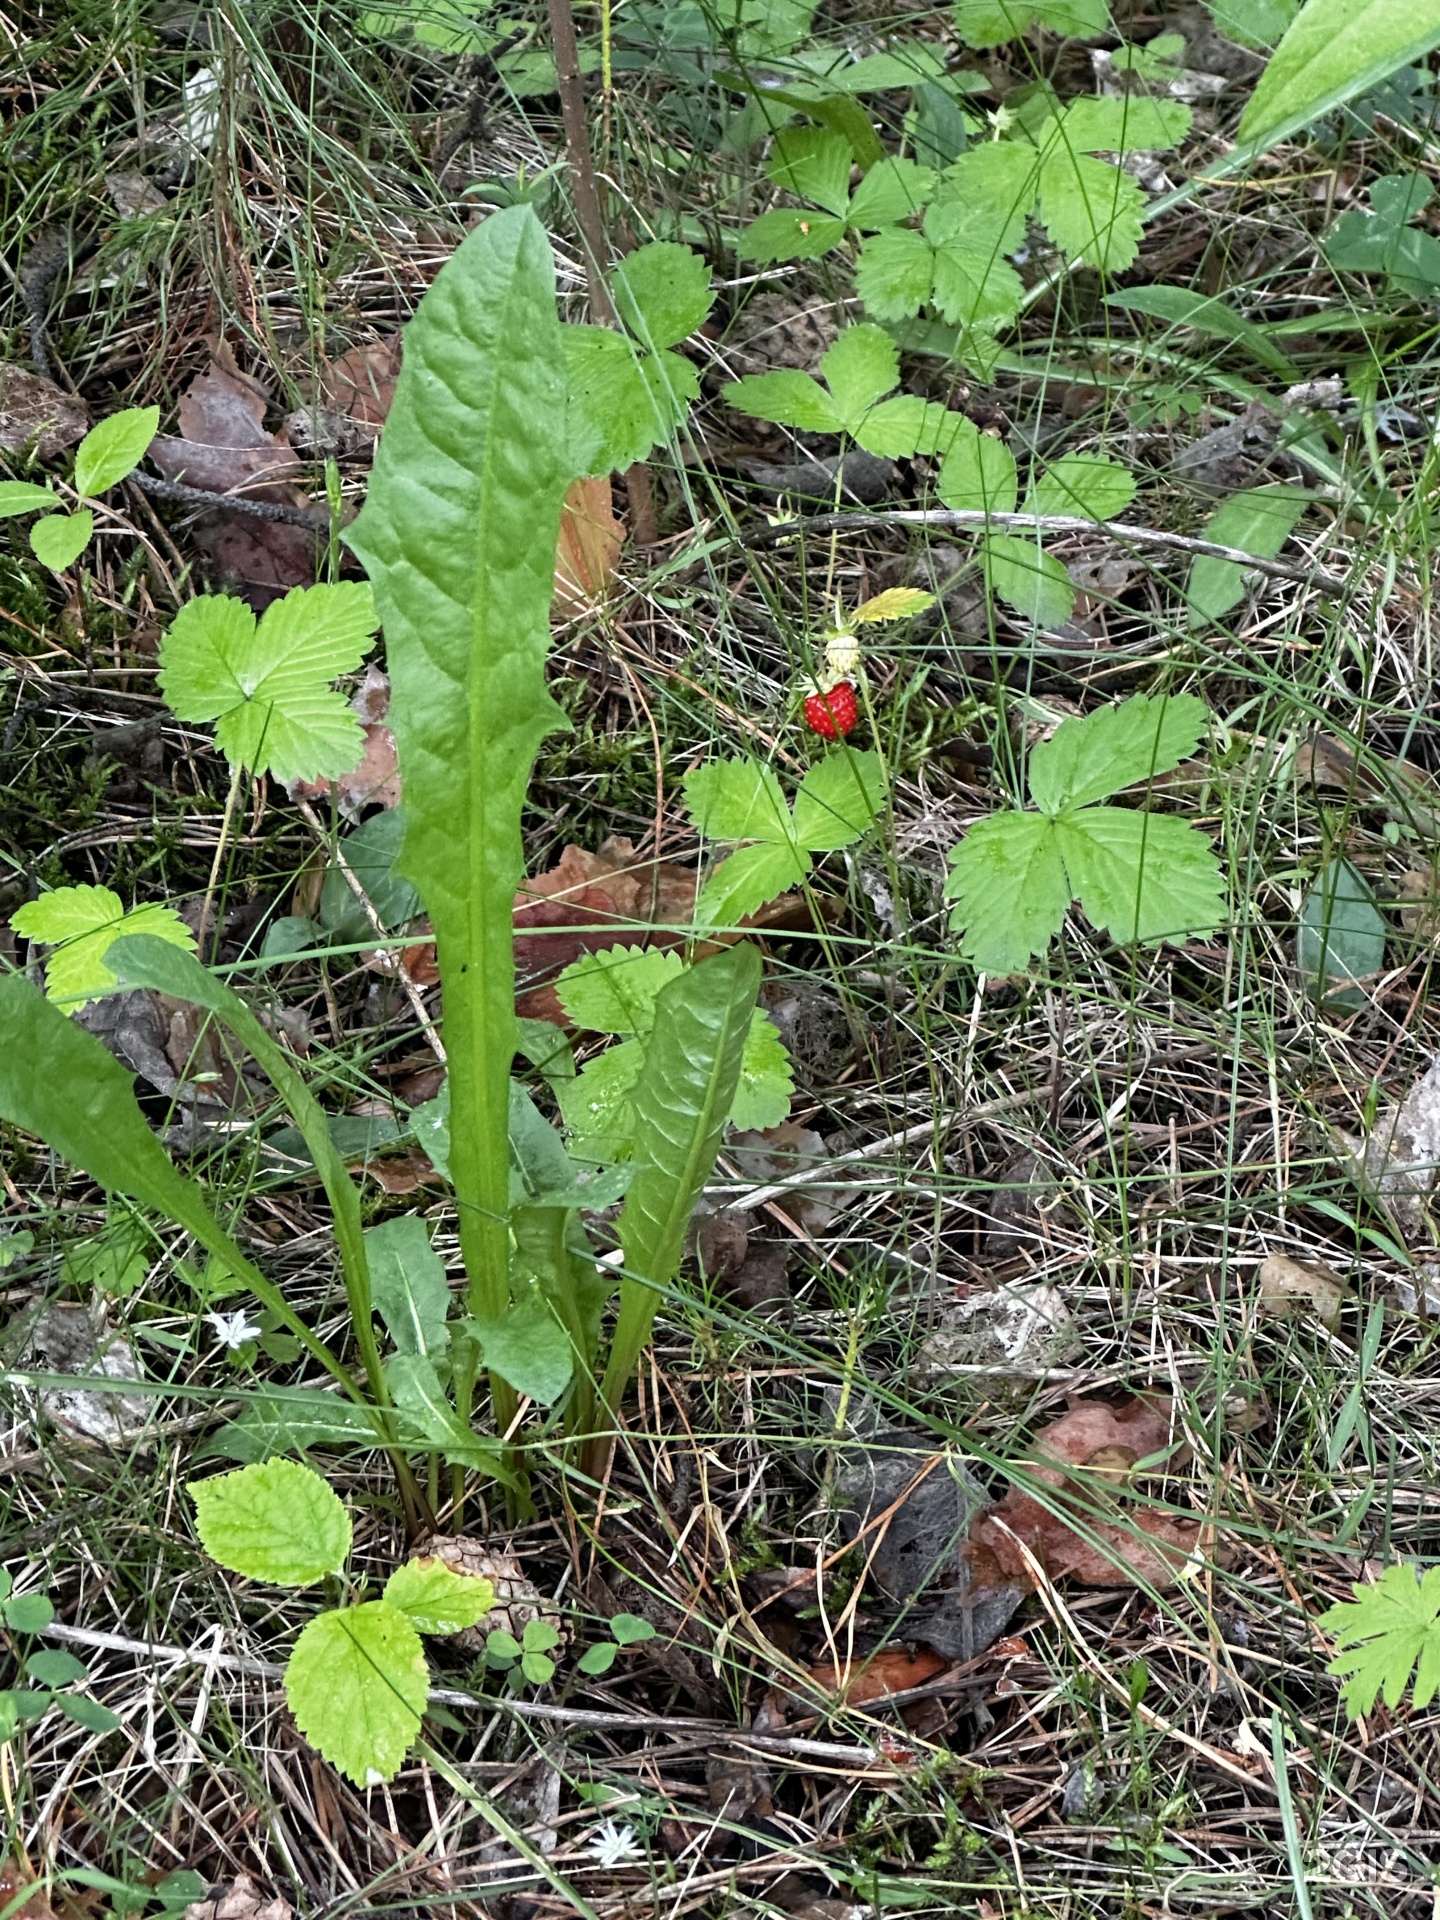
[
  {"xmin": 982, "ymin": 533, "xmax": 1075, "ymax": 627},
  {"xmin": 695, "ymin": 840, "xmax": 811, "ymax": 928},
  {"xmin": 851, "ymin": 395, "xmax": 935, "ymax": 459},
  {"xmin": 1029, "ymin": 693, "xmax": 1208, "ymax": 813},
  {"xmin": 467, "ymin": 1295, "xmax": 574, "ymax": 1404},
  {"xmin": 566, "ymin": 330, "xmax": 696, "ymax": 472},
  {"xmin": 953, "ymin": 0, "xmax": 1039, "ymax": 43},
  {"xmin": 1238, "ymin": 0, "xmax": 1440, "ymax": 151},
  {"xmin": 366, "ymin": 1217, "xmax": 450, "ymax": 1360},
  {"xmin": 347, "ymin": 206, "xmax": 571, "ymax": 1342},
  {"xmin": 1054, "ymin": 808, "xmax": 1224, "ymax": 946},
  {"xmin": 558, "ymin": 1036, "xmax": 647, "ymax": 1159},
  {"xmin": 30, "ymin": 511, "xmax": 93, "ymax": 571},
  {"xmin": 821, "ymin": 324, "xmax": 900, "ymax": 427},
  {"xmin": 611, "ymin": 242, "xmax": 712, "ymax": 348},
  {"xmin": 935, "ymin": 142, "xmax": 1038, "ymax": 254},
  {"xmin": 1321, "ymin": 1562, "xmax": 1440, "ymax": 1717},
  {"xmin": 285, "ymin": 1601, "xmax": 429, "ymax": 1785},
  {"xmin": 1036, "ymin": 150, "xmax": 1145, "ymax": 272},
  {"xmin": 73, "ymin": 406, "xmax": 160, "ymax": 497},
  {"xmin": 12, "ymin": 884, "xmax": 195, "ymax": 1007},
  {"xmin": 1026, "ymin": 454, "xmax": 1135, "ymax": 522},
  {"xmin": 1053, "ymin": 96, "xmax": 1191, "ymax": 155},
  {"xmin": 846, "ymin": 157, "xmax": 936, "ymax": 230},
  {"xmin": 1186, "ymin": 484, "xmax": 1310, "ymax": 625},
  {"xmin": 737, "ymin": 208, "xmax": 849, "ymax": 262},
  {"xmin": 945, "ymin": 812, "xmax": 1071, "ymax": 972},
  {"xmin": 936, "ymin": 418, "xmax": 1018, "ymax": 514},
  {"xmin": 766, "ymin": 126, "xmax": 854, "ymax": 215},
  {"xmin": 854, "ymin": 228, "xmax": 937, "ymax": 320},
  {"xmin": 191, "ymin": 1460, "xmax": 351, "ymax": 1585},
  {"xmin": 0, "ymin": 482, "xmax": 56, "ymax": 516},
  {"xmin": 929, "ymin": 233, "xmax": 1026, "ymax": 331},
  {"xmin": 734, "ymin": 1009, "xmax": 795, "ymax": 1129},
  {"xmin": 684, "ymin": 758, "xmax": 793, "ymax": 842},
  {"xmin": 791, "ymin": 749, "xmax": 886, "ymax": 850},
  {"xmin": 383, "ymin": 1556, "xmax": 496, "ymax": 1635},
  {"xmin": 601, "ymin": 945, "xmax": 761, "ymax": 1408},
  {"xmin": 158, "ymin": 583, "xmax": 379, "ymax": 784},
  {"xmin": 60, "ymin": 1219, "xmax": 150, "ymax": 1299},
  {"xmin": 723, "ymin": 368, "xmax": 843, "ymax": 435},
  {"xmin": 557, "ymin": 945, "xmax": 686, "ymax": 1034}
]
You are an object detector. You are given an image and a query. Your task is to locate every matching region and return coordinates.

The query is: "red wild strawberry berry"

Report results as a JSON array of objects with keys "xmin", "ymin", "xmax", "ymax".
[{"xmin": 803, "ymin": 681, "xmax": 860, "ymax": 739}]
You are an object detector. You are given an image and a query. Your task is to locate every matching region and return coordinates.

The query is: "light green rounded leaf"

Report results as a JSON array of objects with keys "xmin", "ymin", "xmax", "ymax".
[
  {"xmin": 30, "ymin": 510, "xmax": 93, "ymax": 571},
  {"xmin": 611, "ymin": 1611, "xmax": 656, "ymax": 1645},
  {"xmin": 1238, "ymin": 0, "xmax": 1440, "ymax": 150},
  {"xmin": 792, "ymin": 749, "xmax": 886, "ymax": 851},
  {"xmin": 468, "ymin": 1295, "xmax": 574, "ymax": 1404},
  {"xmin": 74, "ymin": 406, "xmax": 160, "ymax": 498},
  {"xmin": 383, "ymin": 1556, "xmax": 496, "ymax": 1635},
  {"xmin": 191, "ymin": 1459, "xmax": 352, "ymax": 1585},
  {"xmin": 12, "ymin": 884, "xmax": 195, "ymax": 1008},
  {"xmin": 723, "ymin": 369, "xmax": 842, "ymax": 436},
  {"xmin": 1027, "ymin": 454, "xmax": 1136, "ymax": 523},
  {"xmin": 0, "ymin": 482, "xmax": 56, "ymax": 517},
  {"xmin": 612, "ymin": 242, "xmax": 713, "ymax": 349},
  {"xmin": 1036, "ymin": 151, "xmax": 1145, "ymax": 273},
  {"xmin": 558, "ymin": 1036, "xmax": 647, "ymax": 1158},
  {"xmin": 765, "ymin": 126, "xmax": 854, "ymax": 216},
  {"xmin": 737, "ymin": 208, "xmax": 849, "ymax": 263},
  {"xmin": 284, "ymin": 1601, "xmax": 428, "ymax": 1785},
  {"xmin": 981, "ymin": 532, "xmax": 1075, "ymax": 628}
]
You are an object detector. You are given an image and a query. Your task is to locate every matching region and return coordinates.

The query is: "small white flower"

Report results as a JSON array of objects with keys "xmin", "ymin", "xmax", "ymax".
[
  {"xmin": 205, "ymin": 1309, "xmax": 262, "ymax": 1350},
  {"xmin": 585, "ymin": 1819, "xmax": 644, "ymax": 1868}
]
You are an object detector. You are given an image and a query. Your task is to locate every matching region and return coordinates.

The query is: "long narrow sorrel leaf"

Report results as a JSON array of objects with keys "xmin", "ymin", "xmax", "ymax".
[{"xmin": 346, "ymin": 207, "xmax": 572, "ymax": 1393}]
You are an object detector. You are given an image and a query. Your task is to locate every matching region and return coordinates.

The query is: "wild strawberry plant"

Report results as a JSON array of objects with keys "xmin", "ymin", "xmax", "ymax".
[{"xmin": 0, "ymin": 404, "xmax": 157, "ymax": 571}]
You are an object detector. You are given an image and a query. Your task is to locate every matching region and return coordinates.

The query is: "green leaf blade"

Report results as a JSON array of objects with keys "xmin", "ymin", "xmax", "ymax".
[
  {"xmin": 30, "ymin": 511, "xmax": 93, "ymax": 571},
  {"xmin": 1029, "ymin": 693, "xmax": 1208, "ymax": 814},
  {"xmin": 611, "ymin": 242, "xmax": 712, "ymax": 347},
  {"xmin": 1238, "ymin": 0, "xmax": 1440, "ymax": 151},
  {"xmin": 1054, "ymin": 808, "xmax": 1225, "ymax": 948},
  {"xmin": 285, "ymin": 1601, "xmax": 429, "ymax": 1785},
  {"xmin": 945, "ymin": 812, "xmax": 1069, "ymax": 974},
  {"xmin": 191, "ymin": 1460, "xmax": 352, "ymax": 1585},
  {"xmin": 73, "ymin": 406, "xmax": 160, "ymax": 498},
  {"xmin": 1186, "ymin": 484, "xmax": 1310, "ymax": 626},
  {"xmin": 791, "ymin": 749, "xmax": 886, "ymax": 851},
  {"xmin": 13, "ymin": 885, "xmax": 194, "ymax": 1007},
  {"xmin": 384, "ymin": 1557, "xmax": 496, "ymax": 1635}
]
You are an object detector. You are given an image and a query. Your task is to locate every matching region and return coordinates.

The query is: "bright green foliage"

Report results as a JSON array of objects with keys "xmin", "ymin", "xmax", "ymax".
[
  {"xmin": 955, "ymin": 0, "xmax": 1108, "ymax": 45},
  {"xmin": 383, "ymin": 1557, "xmax": 496, "ymax": 1635},
  {"xmin": 29, "ymin": 511, "xmax": 93, "ymax": 571},
  {"xmin": 190, "ymin": 1461, "xmax": 352, "ymax": 1585},
  {"xmin": 856, "ymin": 142, "xmax": 1030, "ymax": 334},
  {"xmin": 1299, "ymin": 858, "xmax": 1386, "ymax": 1005},
  {"xmin": 739, "ymin": 125, "xmax": 935, "ymax": 264},
  {"xmin": 566, "ymin": 241, "xmax": 713, "ymax": 474},
  {"xmin": 366, "ymin": 1218, "xmax": 450, "ymax": 1361},
  {"xmin": 158, "ymin": 582, "xmax": 379, "ymax": 785},
  {"xmin": 1025, "ymin": 454, "xmax": 1137, "ymax": 522},
  {"xmin": 1206, "ymin": 0, "xmax": 1297, "ymax": 47},
  {"xmin": 725, "ymin": 323, "xmax": 960, "ymax": 459},
  {"xmin": 285, "ymin": 1602, "xmax": 429, "ymax": 1786},
  {"xmin": 347, "ymin": 206, "xmax": 571, "ymax": 1370},
  {"xmin": 1186, "ymin": 484, "xmax": 1310, "ymax": 624},
  {"xmin": 486, "ymin": 1616, "xmax": 563, "ymax": 1686},
  {"xmin": 599, "ymin": 945, "xmax": 762, "ymax": 1419},
  {"xmin": 1325, "ymin": 174, "xmax": 1440, "ymax": 293},
  {"xmin": 0, "ymin": 482, "xmax": 56, "ymax": 516},
  {"xmin": 576, "ymin": 1611, "xmax": 656, "ymax": 1675},
  {"xmin": 945, "ymin": 694, "xmax": 1224, "ymax": 973},
  {"xmin": 74, "ymin": 406, "xmax": 160, "ymax": 497},
  {"xmin": 556, "ymin": 945, "xmax": 794, "ymax": 1151},
  {"xmin": 466, "ymin": 1295, "xmax": 575, "ymax": 1404},
  {"xmin": 60, "ymin": 1218, "xmax": 151, "ymax": 1299},
  {"xmin": 1106, "ymin": 285, "xmax": 1300, "ymax": 378},
  {"xmin": 1321, "ymin": 1563, "xmax": 1440, "ymax": 1717},
  {"xmin": 1238, "ymin": 0, "xmax": 1440, "ymax": 150},
  {"xmin": 12, "ymin": 885, "xmax": 194, "ymax": 1007},
  {"xmin": 687, "ymin": 750, "xmax": 886, "ymax": 924}
]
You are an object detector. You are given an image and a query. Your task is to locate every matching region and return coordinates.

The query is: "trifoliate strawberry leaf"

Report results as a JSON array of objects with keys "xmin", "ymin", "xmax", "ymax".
[
  {"xmin": 685, "ymin": 760, "xmax": 793, "ymax": 840},
  {"xmin": 1036, "ymin": 149, "xmax": 1145, "ymax": 273},
  {"xmin": 1025, "ymin": 453, "xmax": 1136, "ymax": 522},
  {"xmin": 30, "ymin": 510, "xmax": 93, "ymax": 571},
  {"xmin": 1054, "ymin": 809, "xmax": 1224, "ymax": 946},
  {"xmin": 565, "ymin": 326, "xmax": 700, "ymax": 475},
  {"xmin": 383, "ymin": 1557, "xmax": 496, "ymax": 1636},
  {"xmin": 73, "ymin": 406, "xmax": 160, "ymax": 498},
  {"xmin": 1321, "ymin": 1563, "xmax": 1440, "ymax": 1717},
  {"xmin": 1054, "ymin": 96, "xmax": 1191, "ymax": 155},
  {"xmin": 846, "ymin": 157, "xmax": 936, "ymax": 230},
  {"xmin": 734, "ymin": 1010, "xmax": 795, "ymax": 1130},
  {"xmin": 0, "ymin": 482, "xmax": 57, "ymax": 517},
  {"xmin": 158, "ymin": 582, "xmax": 379, "ymax": 784},
  {"xmin": 937, "ymin": 419, "xmax": 1019, "ymax": 513},
  {"xmin": 981, "ymin": 533, "xmax": 1075, "ymax": 628},
  {"xmin": 284, "ymin": 1601, "xmax": 428, "ymax": 1785},
  {"xmin": 765, "ymin": 126, "xmax": 854, "ymax": 215},
  {"xmin": 820, "ymin": 324, "xmax": 901, "ymax": 425},
  {"xmin": 191, "ymin": 1459, "xmax": 351, "ymax": 1585},
  {"xmin": 935, "ymin": 142, "xmax": 1038, "ymax": 253},
  {"xmin": 696, "ymin": 840, "xmax": 811, "ymax": 927},
  {"xmin": 738, "ymin": 208, "xmax": 849, "ymax": 263},
  {"xmin": 724, "ymin": 367, "xmax": 843, "ymax": 434},
  {"xmin": 1029, "ymin": 693, "xmax": 1207, "ymax": 813},
  {"xmin": 611, "ymin": 242, "xmax": 713, "ymax": 349},
  {"xmin": 854, "ymin": 228, "xmax": 937, "ymax": 320},
  {"xmin": 945, "ymin": 813, "xmax": 1072, "ymax": 972},
  {"xmin": 557, "ymin": 945, "xmax": 686, "ymax": 1033},
  {"xmin": 12, "ymin": 884, "xmax": 195, "ymax": 1008},
  {"xmin": 790, "ymin": 749, "xmax": 886, "ymax": 850}
]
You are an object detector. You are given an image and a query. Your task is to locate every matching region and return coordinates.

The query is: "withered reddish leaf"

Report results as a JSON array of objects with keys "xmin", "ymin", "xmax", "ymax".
[
  {"xmin": 806, "ymin": 1647, "xmax": 948, "ymax": 1704},
  {"xmin": 554, "ymin": 475, "xmax": 624, "ymax": 612},
  {"xmin": 322, "ymin": 334, "xmax": 403, "ymax": 426}
]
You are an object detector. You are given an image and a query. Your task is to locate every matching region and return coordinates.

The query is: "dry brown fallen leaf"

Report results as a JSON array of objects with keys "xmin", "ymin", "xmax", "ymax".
[
  {"xmin": 964, "ymin": 1394, "xmax": 1205, "ymax": 1591},
  {"xmin": 182, "ymin": 1875, "xmax": 291, "ymax": 1920},
  {"xmin": 0, "ymin": 364, "xmax": 88, "ymax": 458},
  {"xmin": 554, "ymin": 475, "xmax": 624, "ymax": 611},
  {"xmin": 805, "ymin": 1646, "xmax": 948, "ymax": 1705},
  {"xmin": 1257, "ymin": 1251, "xmax": 1347, "ymax": 1331},
  {"xmin": 322, "ymin": 332, "xmax": 403, "ymax": 426},
  {"xmin": 149, "ymin": 351, "xmax": 315, "ymax": 604},
  {"xmin": 0, "ymin": 1860, "xmax": 60, "ymax": 1920}
]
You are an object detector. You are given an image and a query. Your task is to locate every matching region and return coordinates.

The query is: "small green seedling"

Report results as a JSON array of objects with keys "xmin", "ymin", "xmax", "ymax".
[
  {"xmin": 1321, "ymin": 1561, "xmax": 1440, "ymax": 1717},
  {"xmin": 191, "ymin": 1458, "xmax": 495, "ymax": 1784},
  {"xmin": 0, "ymin": 405, "xmax": 159, "ymax": 570},
  {"xmin": 12, "ymin": 884, "xmax": 194, "ymax": 1006},
  {"xmin": 0, "ymin": 1570, "xmax": 121, "ymax": 1741},
  {"xmin": 484, "ymin": 1616, "xmax": 564, "ymax": 1687},
  {"xmin": 726, "ymin": 322, "xmax": 963, "ymax": 460},
  {"xmin": 1325, "ymin": 173, "xmax": 1440, "ymax": 295},
  {"xmin": 945, "ymin": 693, "xmax": 1225, "ymax": 974},
  {"xmin": 576, "ymin": 1612, "xmax": 657, "ymax": 1675},
  {"xmin": 738, "ymin": 128, "xmax": 935, "ymax": 265}
]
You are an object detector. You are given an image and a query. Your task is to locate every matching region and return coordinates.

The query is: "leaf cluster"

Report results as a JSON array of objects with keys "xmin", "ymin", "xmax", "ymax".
[
  {"xmin": 1321, "ymin": 1562, "xmax": 1440, "ymax": 1718},
  {"xmin": 0, "ymin": 404, "xmax": 157, "ymax": 571}
]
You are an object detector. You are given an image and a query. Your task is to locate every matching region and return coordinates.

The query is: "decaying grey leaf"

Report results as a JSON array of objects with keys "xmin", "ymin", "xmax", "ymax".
[
  {"xmin": 11, "ymin": 1299, "xmax": 150, "ymax": 1446},
  {"xmin": 986, "ymin": 1148, "xmax": 1062, "ymax": 1260},
  {"xmin": 1337, "ymin": 1052, "xmax": 1440, "ymax": 1242},
  {"xmin": 182, "ymin": 1876, "xmax": 291, "ymax": 1920},
  {"xmin": 1257, "ymin": 1251, "xmax": 1346, "ymax": 1331},
  {"xmin": 0, "ymin": 363, "xmax": 89, "ymax": 458},
  {"xmin": 910, "ymin": 1281, "xmax": 1076, "ymax": 1385}
]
